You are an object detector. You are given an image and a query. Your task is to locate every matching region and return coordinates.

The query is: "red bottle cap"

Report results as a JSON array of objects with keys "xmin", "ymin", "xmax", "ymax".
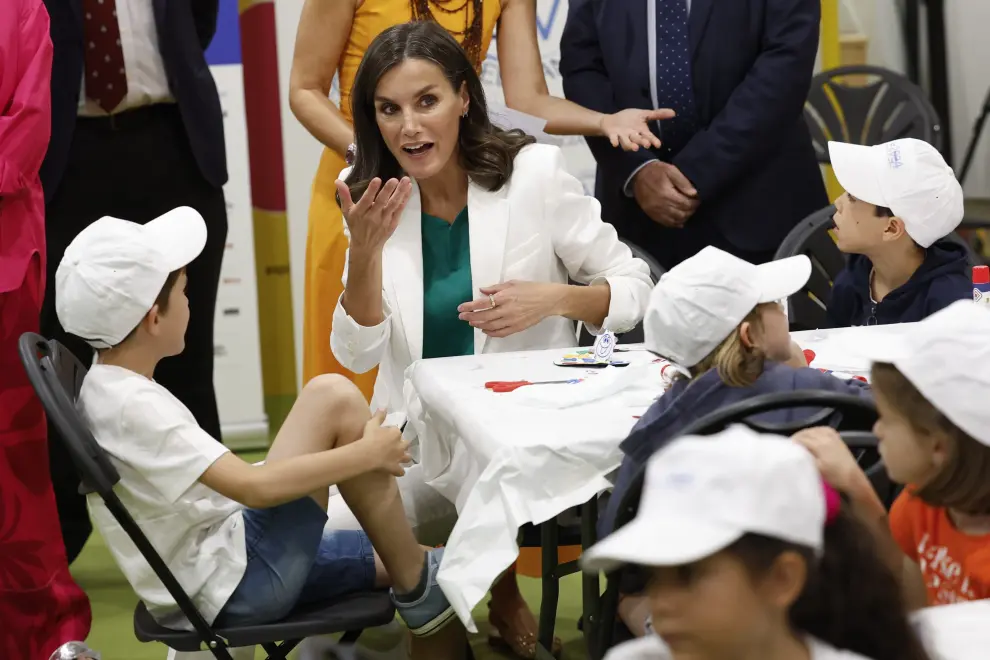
[{"xmin": 975, "ymin": 265, "xmax": 990, "ymax": 285}]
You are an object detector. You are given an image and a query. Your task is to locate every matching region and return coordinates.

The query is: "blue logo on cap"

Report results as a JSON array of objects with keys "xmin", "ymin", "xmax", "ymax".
[{"xmin": 887, "ymin": 143, "xmax": 904, "ymax": 169}]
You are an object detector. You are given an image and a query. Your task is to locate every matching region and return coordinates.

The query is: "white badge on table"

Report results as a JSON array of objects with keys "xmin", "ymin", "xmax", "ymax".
[{"xmin": 593, "ymin": 331, "xmax": 616, "ymax": 363}]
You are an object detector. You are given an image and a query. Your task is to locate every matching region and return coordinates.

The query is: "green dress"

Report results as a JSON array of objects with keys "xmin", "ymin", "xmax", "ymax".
[{"xmin": 421, "ymin": 207, "xmax": 475, "ymax": 359}]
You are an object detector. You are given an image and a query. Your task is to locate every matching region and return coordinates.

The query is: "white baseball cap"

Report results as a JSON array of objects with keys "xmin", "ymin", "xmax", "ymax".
[
  {"xmin": 56, "ymin": 207, "xmax": 207, "ymax": 349},
  {"xmin": 828, "ymin": 139, "xmax": 964, "ymax": 248},
  {"xmin": 643, "ymin": 246, "xmax": 811, "ymax": 368},
  {"xmin": 582, "ymin": 426, "xmax": 826, "ymax": 572},
  {"xmin": 853, "ymin": 300, "xmax": 990, "ymax": 447}
]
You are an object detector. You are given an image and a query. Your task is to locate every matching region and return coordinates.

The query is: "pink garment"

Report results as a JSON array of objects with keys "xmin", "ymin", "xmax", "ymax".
[
  {"xmin": 1, "ymin": 1, "xmax": 92, "ymax": 657},
  {"xmin": 0, "ymin": 0, "xmax": 50, "ymax": 294}
]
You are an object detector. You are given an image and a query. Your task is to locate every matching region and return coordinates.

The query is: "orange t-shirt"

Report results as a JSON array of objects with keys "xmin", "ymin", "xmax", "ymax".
[{"xmin": 890, "ymin": 491, "xmax": 990, "ymax": 605}]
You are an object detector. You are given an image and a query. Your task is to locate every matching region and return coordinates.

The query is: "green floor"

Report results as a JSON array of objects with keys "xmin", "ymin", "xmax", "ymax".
[{"xmin": 71, "ymin": 518, "xmax": 588, "ymax": 659}]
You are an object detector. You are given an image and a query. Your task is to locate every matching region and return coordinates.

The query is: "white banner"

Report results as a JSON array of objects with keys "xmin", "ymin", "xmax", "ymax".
[{"xmin": 210, "ymin": 64, "xmax": 269, "ymax": 448}]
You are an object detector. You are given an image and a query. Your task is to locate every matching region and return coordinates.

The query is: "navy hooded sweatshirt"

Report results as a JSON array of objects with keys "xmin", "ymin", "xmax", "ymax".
[
  {"xmin": 825, "ymin": 239, "xmax": 971, "ymax": 328},
  {"xmin": 599, "ymin": 362, "xmax": 872, "ymax": 539}
]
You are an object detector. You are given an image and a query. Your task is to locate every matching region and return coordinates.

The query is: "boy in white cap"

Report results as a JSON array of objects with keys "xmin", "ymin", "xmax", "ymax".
[
  {"xmin": 825, "ymin": 138, "xmax": 970, "ymax": 328},
  {"xmin": 583, "ymin": 428, "xmax": 926, "ymax": 660},
  {"xmin": 54, "ymin": 208, "xmax": 462, "ymax": 651}
]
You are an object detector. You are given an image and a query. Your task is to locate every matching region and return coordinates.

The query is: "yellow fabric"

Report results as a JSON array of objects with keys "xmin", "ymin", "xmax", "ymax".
[{"xmin": 303, "ymin": 1, "xmax": 502, "ymax": 392}]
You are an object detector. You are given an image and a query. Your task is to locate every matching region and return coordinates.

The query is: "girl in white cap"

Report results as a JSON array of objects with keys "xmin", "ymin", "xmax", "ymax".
[
  {"xmin": 584, "ymin": 427, "xmax": 931, "ymax": 660},
  {"xmin": 793, "ymin": 300, "xmax": 990, "ymax": 610}
]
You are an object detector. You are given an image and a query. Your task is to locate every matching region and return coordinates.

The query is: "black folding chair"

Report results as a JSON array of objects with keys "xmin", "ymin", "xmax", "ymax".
[
  {"xmin": 17, "ymin": 333, "xmax": 396, "ymax": 660},
  {"xmin": 578, "ymin": 238, "xmax": 666, "ymax": 347},
  {"xmin": 774, "ymin": 205, "xmax": 979, "ymax": 330},
  {"xmin": 804, "ymin": 65, "xmax": 943, "ymax": 163},
  {"xmin": 591, "ymin": 390, "xmax": 886, "ymax": 659},
  {"xmin": 773, "ymin": 206, "xmax": 843, "ymax": 331}
]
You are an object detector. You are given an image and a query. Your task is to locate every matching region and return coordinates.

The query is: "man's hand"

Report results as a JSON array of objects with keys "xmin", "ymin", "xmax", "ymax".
[{"xmin": 632, "ymin": 161, "xmax": 699, "ymax": 228}]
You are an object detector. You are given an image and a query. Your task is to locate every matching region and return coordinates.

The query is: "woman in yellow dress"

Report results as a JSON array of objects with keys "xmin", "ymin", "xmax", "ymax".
[{"xmin": 289, "ymin": 2, "xmax": 666, "ymax": 656}]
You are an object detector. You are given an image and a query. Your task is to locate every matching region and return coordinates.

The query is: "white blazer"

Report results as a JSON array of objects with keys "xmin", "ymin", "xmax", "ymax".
[{"xmin": 330, "ymin": 144, "xmax": 653, "ymax": 414}]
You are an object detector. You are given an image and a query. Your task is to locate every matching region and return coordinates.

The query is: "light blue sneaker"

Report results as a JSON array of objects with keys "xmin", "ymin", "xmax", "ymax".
[{"xmin": 390, "ymin": 548, "xmax": 457, "ymax": 637}]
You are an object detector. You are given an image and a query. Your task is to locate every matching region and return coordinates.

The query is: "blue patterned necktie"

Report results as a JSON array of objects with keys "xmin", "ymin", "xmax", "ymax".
[{"xmin": 654, "ymin": 0, "xmax": 697, "ymax": 156}]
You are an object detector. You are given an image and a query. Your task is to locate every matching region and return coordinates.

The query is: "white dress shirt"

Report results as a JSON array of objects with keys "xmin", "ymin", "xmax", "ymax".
[{"xmin": 78, "ymin": 0, "xmax": 174, "ymax": 116}]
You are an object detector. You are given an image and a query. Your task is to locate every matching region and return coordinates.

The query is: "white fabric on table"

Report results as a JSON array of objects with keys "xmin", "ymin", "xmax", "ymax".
[
  {"xmin": 912, "ymin": 600, "xmax": 990, "ymax": 660},
  {"xmin": 792, "ymin": 324, "xmax": 915, "ymax": 378},
  {"xmin": 405, "ymin": 347, "xmax": 668, "ymax": 630}
]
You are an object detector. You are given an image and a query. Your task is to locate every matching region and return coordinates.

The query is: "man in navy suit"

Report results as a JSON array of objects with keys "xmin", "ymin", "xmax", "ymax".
[
  {"xmin": 40, "ymin": 0, "xmax": 227, "ymax": 562},
  {"xmin": 560, "ymin": 0, "xmax": 827, "ymax": 268}
]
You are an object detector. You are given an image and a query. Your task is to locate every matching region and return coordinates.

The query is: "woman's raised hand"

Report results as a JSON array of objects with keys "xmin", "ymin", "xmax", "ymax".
[
  {"xmin": 601, "ymin": 108, "xmax": 676, "ymax": 151},
  {"xmin": 336, "ymin": 177, "xmax": 412, "ymax": 253}
]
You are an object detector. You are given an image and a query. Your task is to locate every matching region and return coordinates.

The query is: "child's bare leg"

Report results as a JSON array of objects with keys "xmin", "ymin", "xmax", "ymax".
[
  {"xmin": 263, "ymin": 374, "xmax": 370, "ymax": 511},
  {"xmin": 262, "ymin": 374, "xmax": 459, "ymax": 641}
]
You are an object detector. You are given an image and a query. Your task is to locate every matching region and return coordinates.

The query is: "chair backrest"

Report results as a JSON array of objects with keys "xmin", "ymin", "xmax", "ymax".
[
  {"xmin": 804, "ymin": 65, "xmax": 943, "ymax": 163},
  {"xmin": 774, "ymin": 205, "xmax": 844, "ymax": 331},
  {"xmin": 578, "ymin": 238, "xmax": 666, "ymax": 346},
  {"xmin": 17, "ymin": 333, "xmax": 225, "ymax": 649},
  {"xmin": 594, "ymin": 390, "xmax": 881, "ymax": 658}
]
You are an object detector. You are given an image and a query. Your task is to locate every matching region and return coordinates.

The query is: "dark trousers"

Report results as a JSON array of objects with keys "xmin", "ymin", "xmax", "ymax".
[{"xmin": 41, "ymin": 104, "xmax": 228, "ymax": 563}]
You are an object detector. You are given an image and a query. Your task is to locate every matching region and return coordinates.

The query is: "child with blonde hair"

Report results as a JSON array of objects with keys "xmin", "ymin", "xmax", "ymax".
[{"xmin": 601, "ymin": 246, "xmax": 872, "ymax": 636}]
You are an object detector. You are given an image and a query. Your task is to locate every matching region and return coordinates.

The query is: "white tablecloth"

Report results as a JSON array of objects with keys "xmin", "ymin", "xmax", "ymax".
[
  {"xmin": 914, "ymin": 600, "xmax": 990, "ymax": 659},
  {"xmin": 405, "ymin": 325, "xmax": 913, "ymax": 630}
]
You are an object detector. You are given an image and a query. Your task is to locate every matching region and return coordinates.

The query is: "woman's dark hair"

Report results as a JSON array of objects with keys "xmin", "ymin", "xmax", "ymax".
[
  {"xmin": 730, "ymin": 507, "xmax": 931, "ymax": 660},
  {"xmin": 342, "ymin": 20, "xmax": 535, "ymax": 205}
]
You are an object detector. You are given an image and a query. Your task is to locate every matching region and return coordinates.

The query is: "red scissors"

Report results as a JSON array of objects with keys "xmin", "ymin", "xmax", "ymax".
[{"xmin": 485, "ymin": 379, "xmax": 581, "ymax": 393}]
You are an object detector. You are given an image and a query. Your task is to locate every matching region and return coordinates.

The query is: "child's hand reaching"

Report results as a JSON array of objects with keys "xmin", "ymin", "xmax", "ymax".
[
  {"xmin": 361, "ymin": 411, "xmax": 412, "ymax": 477},
  {"xmin": 792, "ymin": 426, "xmax": 865, "ymax": 494}
]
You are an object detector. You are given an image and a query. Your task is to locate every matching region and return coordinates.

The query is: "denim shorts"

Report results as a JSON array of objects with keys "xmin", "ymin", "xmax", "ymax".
[{"xmin": 215, "ymin": 497, "xmax": 377, "ymax": 626}]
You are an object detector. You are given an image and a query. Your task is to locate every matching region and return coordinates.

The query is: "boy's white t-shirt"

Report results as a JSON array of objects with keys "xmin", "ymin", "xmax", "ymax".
[
  {"xmin": 604, "ymin": 635, "xmax": 874, "ymax": 660},
  {"xmin": 79, "ymin": 364, "xmax": 247, "ymax": 629}
]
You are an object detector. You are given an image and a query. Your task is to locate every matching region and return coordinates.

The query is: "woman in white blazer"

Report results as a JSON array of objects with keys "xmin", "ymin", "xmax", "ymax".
[{"xmin": 325, "ymin": 21, "xmax": 654, "ymax": 657}]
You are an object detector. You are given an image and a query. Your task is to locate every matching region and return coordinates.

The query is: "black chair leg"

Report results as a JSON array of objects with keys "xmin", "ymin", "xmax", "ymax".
[
  {"xmin": 537, "ymin": 520, "xmax": 560, "ymax": 660},
  {"xmin": 261, "ymin": 639, "xmax": 301, "ymax": 660},
  {"xmin": 204, "ymin": 645, "xmax": 235, "ymax": 660},
  {"xmin": 339, "ymin": 630, "xmax": 363, "ymax": 644},
  {"xmin": 581, "ymin": 498, "xmax": 602, "ymax": 659},
  {"xmin": 597, "ymin": 580, "xmax": 621, "ymax": 660}
]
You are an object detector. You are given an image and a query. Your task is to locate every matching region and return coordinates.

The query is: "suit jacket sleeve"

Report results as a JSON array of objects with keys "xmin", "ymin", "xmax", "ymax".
[
  {"xmin": 559, "ymin": 0, "xmax": 656, "ymax": 187},
  {"xmin": 0, "ymin": 0, "xmax": 52, "ymax": 197},
  {"xmin": 540, "ymin": 147, "xmax": 654, "ymax": 333},
  {"xmin": 329, "ymin": 167, "xmax": 394, "ymax": 374},
  {"xmin": 673, "ymin": 0, "xmax": 820, "ymax": 201},
  {"xmin": 193, "ymin": 0, "xmax": 221, "ymax": 51}
]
